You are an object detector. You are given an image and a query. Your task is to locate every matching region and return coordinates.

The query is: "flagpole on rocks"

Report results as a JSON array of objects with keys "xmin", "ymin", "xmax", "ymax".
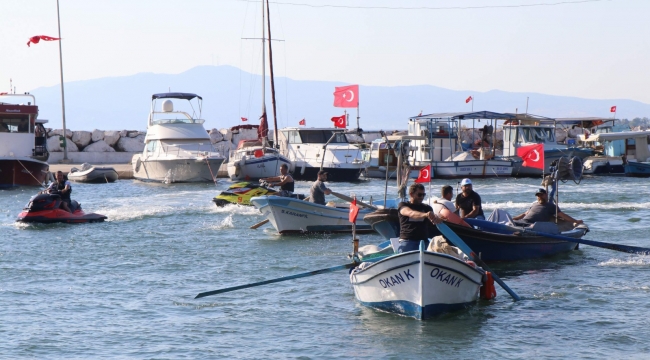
[{"xmin": 56, "ymin": 0, "xmax": 69, "ymax": 163}]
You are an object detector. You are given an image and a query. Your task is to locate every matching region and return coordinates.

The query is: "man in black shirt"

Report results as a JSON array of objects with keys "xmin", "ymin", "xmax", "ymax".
[
  {"xmin": 262, "ymin": 164, "xmax": 294, "ymax": 197},
  {"xmin": 513, "ymin": 188, "xmax": 583, "ymax": 225},
  {"xmin": 397, "ymin": 183, "xmax": 442, "ymax": 253},
  {"xmin": 455, "ymin": 178, "xmax": 485, "ymax": 220}
]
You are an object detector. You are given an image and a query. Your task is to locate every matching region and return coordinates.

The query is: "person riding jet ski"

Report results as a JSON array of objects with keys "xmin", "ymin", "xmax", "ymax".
[{"xmin": 47, "ymin": 171, "xmax": 73, "ymax": 212}]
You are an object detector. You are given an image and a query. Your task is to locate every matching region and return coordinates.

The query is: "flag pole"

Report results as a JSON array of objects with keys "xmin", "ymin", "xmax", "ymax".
[
  {"xmin": 56, "ymin": 0, "xmax": 69, "ymax": 163},
  {"xmin": 356, "ymin": 103, "xmax": 360, "ymax": 130}
]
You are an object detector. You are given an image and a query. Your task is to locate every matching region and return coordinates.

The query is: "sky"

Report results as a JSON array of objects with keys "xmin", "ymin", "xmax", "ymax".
[{"xmin": 2, "ymin": 0, "xmax": 649, "ymax": 105}]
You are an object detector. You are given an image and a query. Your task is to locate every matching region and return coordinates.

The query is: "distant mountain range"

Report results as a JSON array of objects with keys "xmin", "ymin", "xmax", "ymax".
[{"xmin": 27, "ymin": 65, "xmax": 650, "ymax": 131}]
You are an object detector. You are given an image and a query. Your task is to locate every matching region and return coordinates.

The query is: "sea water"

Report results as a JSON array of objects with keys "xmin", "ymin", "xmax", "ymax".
[{"xmin": 1, "ymin": 176, "xmax": 650, "ymax": 359}]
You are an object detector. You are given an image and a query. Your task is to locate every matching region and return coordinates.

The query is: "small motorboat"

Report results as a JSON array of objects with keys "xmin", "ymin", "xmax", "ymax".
[
  {"xmin": 68, "ymin": 164, "xmax": 119, "ymax": 183},
  {"xmin": 213, "ymin": 181, "xmax": 304, "ymax": 207},
  {"xmin": 16, "ymin": 193, "xmax": 107, "ymax": 224}
]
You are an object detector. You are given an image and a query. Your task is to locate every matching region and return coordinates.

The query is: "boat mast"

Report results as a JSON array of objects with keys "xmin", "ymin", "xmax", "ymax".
[
  {"xmin": 261, "ymin": 0, "xmax": 266, "ymax": 126},
  {"xmin": 266, "ymin": 0, "xmax": 279, "ymax": 148}
]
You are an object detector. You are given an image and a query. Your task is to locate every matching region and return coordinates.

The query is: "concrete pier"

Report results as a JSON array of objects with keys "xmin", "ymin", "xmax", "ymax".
[{"xmin": 48, "ymin": 163, "xmax": 229, "ymax": 180}]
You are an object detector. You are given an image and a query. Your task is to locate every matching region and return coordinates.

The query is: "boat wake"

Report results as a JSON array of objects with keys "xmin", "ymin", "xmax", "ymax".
[
  {"xmin": 209, "ymin": 214, "xmax": 235, "ymax": 230},
  {"xmin": 210, "ymin": 203, "xmax": 261, "ymax": 216},
  {"xmin": 598, "ymin": 257, "xmax": 650, "ymax": 267}
]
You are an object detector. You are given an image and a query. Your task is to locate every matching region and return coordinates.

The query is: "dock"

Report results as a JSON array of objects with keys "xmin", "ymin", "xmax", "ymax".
[{"xmin": 48, "ymin": 163, "xmax": 230, "ymax": 180}]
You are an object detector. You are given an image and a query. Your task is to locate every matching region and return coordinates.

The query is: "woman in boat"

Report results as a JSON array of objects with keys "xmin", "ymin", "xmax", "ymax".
[
  {"xmin": 397, "ymin": 183, "xmax": 443, "ymax": 253},
  {"xmin": 261, "ymin": 164, "xmax": 294, "ymax": 197},
  {"xmin": 512, "ymin": 188, "xmax": 583, "ymax": 226}
]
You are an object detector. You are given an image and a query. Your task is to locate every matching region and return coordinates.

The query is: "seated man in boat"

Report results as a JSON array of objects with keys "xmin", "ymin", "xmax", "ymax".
[
  {"xmin": 512, "ymin": 188, "xmax": 583, "ymax": 226},
  {"xmin": 47, "ymin": 171, "xmax": 72, "ymax": 213},
  {"xmin": 432, "ymin": 185, "xmax": 456, "ymax": 212},
  {"xmin": 397, "ymin": 183, "xmax": 443, "ymax": 253},
  {"xmin": 309, "ymin": 170, "xmax": 332, "ymax": 205},
  {"xmin": 455, "ymin": 178, "xmax": 485, "ymax": 220},
  {"xmin": 261, "ymin": 164, "xmax": 294, "ymax": 197}
]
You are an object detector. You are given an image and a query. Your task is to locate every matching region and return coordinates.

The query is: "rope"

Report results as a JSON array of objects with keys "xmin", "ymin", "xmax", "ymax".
[
  {"xmin": 16, "ymin": 159, "xmax": 47, "ymax": 189},
  {"xmin": 205, "ymin": 157, "xmax": 219, "ymax": 187}
]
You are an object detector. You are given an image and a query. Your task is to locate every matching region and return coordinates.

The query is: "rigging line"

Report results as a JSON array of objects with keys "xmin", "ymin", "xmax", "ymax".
[
  {"xmin": 233, "ymin": 0, "xmax": 606, "ymax": 10},
  {"xmin": 273, "ymin": 2, "xmax": 291, "ymax": 129}
]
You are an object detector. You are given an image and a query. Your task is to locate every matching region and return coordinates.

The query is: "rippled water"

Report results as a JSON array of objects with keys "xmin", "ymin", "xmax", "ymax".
[{"xmin": 2, "ymin": 176, "xmax": 650, "ymax": 359}]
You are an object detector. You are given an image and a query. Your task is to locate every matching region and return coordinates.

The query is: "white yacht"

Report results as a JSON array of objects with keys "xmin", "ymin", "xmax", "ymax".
[
  {"xmin": 132, "ymin": 93, "xmax": 226, "ymax": 183},
  {"xmin": 277, "ymin": 127, "xmax": 366, "ymax": 182}
]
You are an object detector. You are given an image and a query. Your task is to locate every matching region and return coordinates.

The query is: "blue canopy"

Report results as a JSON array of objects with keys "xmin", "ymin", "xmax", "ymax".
[
  {"xmin": 410, "ymin": 111, "xmax": 517, "ymax": 120},
  {"xmin": 152, "ymin": 93, "xmax": 202, "ymax": 101}
]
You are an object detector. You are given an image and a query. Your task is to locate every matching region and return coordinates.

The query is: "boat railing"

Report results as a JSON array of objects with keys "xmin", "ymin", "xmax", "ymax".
[{"xmin": 151, "ymin": 118, "xmax": 205, "ymax": 126}]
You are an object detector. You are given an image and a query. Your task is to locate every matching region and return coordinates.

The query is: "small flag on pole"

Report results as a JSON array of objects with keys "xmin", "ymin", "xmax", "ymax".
[
  {"xmin": 299, "ymin": 119, "xmax": 306, "ymax": 126},
  {"xmin": 27, "ymin": 35, "xmax": 61, "ymax": 47},
  {"xmin": 466, "ymin": 96, "xmax": 473, "ymax": 104},
  {"xmin": 349, "ymin": 197, "xmax": 359, "ymax": 223},
  {"xmin": 415, "ymin": 164, "xmax": 431, "ymax": 183},
  {"xmin": 331, "ymin": 115, "xmax": 346, "ymax": 128},
  {"xmin": 241, "ymin": 117, "xmax": 248, "ymax": 122},
  {"xmin": 517, "ymin": 144, "xmax": 544, "ymax": 170},
  {"xmin": 333, "ymin": 85, "xmax": 359, "ymax": 108},
  {"xmin": 610, "ymin": 106, "xmax": 617, "ymax": 113}
]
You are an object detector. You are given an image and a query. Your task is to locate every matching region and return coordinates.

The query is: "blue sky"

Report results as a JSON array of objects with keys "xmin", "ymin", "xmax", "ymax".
[{"xmin": 2, "ymin": 0, "xmax": 648, "ymax": 104}]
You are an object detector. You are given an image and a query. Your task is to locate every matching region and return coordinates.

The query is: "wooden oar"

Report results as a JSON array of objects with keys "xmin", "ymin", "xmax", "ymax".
[
  {"xmin": 195, "ymin": 262, "xmax": 358, "ymax": 299},
  {"xmin": 330, "ymin": 191, "xmax": 377, "ymax": 210},
  {"xmin": 465, "ymin": 218, "xmax": 650, "ymax": 256},
  {"xmin": 250, "ymin": 219, "xmax": 269, "ymax": 229},
  {"xmin": 436, "ymin": 223, "xmax": 521, "ymax": 301}
]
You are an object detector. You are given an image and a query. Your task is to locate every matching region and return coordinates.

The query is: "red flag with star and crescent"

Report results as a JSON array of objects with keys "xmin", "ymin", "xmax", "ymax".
[
  {"xmin": 610, "ymin": 106, "xmax": 617, "ymax": 113},
  {"xmin": 415, "ymin": 164, "xmax": 431, "ymax": 183},
  {"xmin": 333, "ymin": 85, "xmax": 359, "ymax": 108},
  {"xmin": 466, "ymin": 96, "xmax": 473, "ymax": 104},
  {"xmin": 517, "ymin": 144, "xmax": 545, "ymax": 170},
  {"xmin": 299, "ymin": 119, "xmax": 306, "ymax": 126},
  {"xmin": 331, "ymin": 115, "xmax": 346, "ymax": 128},
  {"xmin": 349, "ymin": 198, "xmax": 359, "ymax": 223},
  {"xmin": 27, "ymin": 35, "xmax": 61, "ymax": 47}
]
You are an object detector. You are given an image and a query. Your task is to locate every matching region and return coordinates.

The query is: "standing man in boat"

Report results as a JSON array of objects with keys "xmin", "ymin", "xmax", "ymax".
[
  {"xmin": 512, "ymin": 188, "xmax": 584, "ymax": 225},
  {"xmin": 47, "ymin": 171, "xmax": 72, "ymax": 213},
  {"xmin": 397, "ymin": 183, "xmax": 443, "ymax": 253},
  {"xmin": 309, "ymin": 170, "xmax": 332, "ymax": 205},
  {"xmin": 455, "ymin": 178, "xmax": 485, "ymax": 220},
  {"xmin": 261, "ymin": 164, "xmax": 294, "ymax": 197}
]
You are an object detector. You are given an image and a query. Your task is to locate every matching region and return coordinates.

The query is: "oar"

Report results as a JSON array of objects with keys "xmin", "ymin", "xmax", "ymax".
[
  {"xmin": 250, "ymin": 219, "xmax": 269, "ymax": 229},
  {"xmin": 465, "ymin": 218, "xmax": 650, "ymax": 256},
  {"xmin": 331, "ymin": 191, "xmax": 377, "ymax": 210},
  {"xmin": 195, "ymin": 262, "xmax": 358, "ymax": 299},
  {"xmin": 524, "ymin": 229, "xmax": 650, "ymax": 255},
  {"xmin": 436, "ymin": 223, "xmax": 521, "ymax": 301}
]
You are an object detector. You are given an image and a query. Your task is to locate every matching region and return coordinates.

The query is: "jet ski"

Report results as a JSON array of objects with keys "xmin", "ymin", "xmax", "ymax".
[
  {"xmin": 213, "ymin": 181, "xmax": 304, "ymax": 207},
  {"xmin": 16, "ymin": 193, "xmax": 107, "ymax": 224}
]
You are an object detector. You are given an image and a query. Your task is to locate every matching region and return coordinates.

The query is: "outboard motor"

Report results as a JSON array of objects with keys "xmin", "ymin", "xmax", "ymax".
[{"xmin": 25, "ymin": 194, "xmax": 61, "ymax": 212}]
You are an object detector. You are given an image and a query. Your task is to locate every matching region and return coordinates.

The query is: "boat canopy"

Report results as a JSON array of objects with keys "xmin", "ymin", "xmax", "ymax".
[
  {"xmin": 553, "ymin": 117, "xmax": 613, "ymax": 128},
  {"xmin": 152, "ymin": 93, "xmax": 202, "ymax": 101},
  {"xmin": 410, "ymin": 111, "xmax": 517, "ymax": 121},
  {"xmin": 580, "ymin": 130, "xmax": 650, "ymax": 142}
]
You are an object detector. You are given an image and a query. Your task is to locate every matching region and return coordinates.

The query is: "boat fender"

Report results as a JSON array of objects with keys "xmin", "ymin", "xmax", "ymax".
[
  {"xmin": 480, "ymin": 271, "xmax": 497, "ymax": 300},
  {"xmin": 432, "ymin": 203, "xmax": 471, "ymax": 228},
  {"xmin": 300, "ymin": 162, "xmax": 306, "ymax": 175},
  {"xmin": 135, "ymin": 158, "xmax": 142, "ymax": 173}
]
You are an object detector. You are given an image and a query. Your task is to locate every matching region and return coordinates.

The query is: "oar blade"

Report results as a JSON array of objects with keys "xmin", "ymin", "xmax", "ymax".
[
  {"xmin": 250, "ymin": 219, "xmax": 270, "ymax": 229},
  {"xmin": 436, "ymin": 223, "xmax": 521, "ymax": 302}
]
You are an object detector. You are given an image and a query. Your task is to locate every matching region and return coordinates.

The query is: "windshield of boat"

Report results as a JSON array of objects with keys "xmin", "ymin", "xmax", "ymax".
[
  {"xmin": 518, "ymin": 127, "xmax": 555, "ymax": 143},
  {"xmin": 151, "ymin": 140, "xmax": 216, "ymax": 155},
  {"xmin": 151, "ymin": 117, "xmax": 205, "ymax": 126},
  {"xmin": 0, "ymin": 115, "xmax": 33, "ymax": 133},
  {"xmin": 282, "ymin": 130, "xmax": 348, "ymax": 144}
]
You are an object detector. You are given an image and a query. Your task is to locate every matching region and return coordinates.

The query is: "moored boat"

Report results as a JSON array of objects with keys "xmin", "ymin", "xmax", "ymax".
[
  {"xmin": 68, "ymin": 164, "xmax": 118, "ymax": 183},
  {"xmin": 350, "ymin": 241, "xmax": 484, "ymax": 319},
  {"xmin": 0, "ymin": 93, "xmax": 50, "ymax": 188},
  {"xmin": 580, "ymin": 130, "xmax": 650, "ymax": 178},
  {"xmin": 250, "ymin": 195, "xmax": 374, "ymax": 234}
]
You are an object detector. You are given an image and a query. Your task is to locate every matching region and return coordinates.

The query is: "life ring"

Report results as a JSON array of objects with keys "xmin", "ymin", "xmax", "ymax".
[{"xmin": 432, "ymin": 203, "xmax": 470, "ymax": 227}]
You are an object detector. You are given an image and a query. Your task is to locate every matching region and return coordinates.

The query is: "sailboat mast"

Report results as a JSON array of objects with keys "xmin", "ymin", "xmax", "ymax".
[
  {"xmin": 261, "ymin": 0, "xmax": 266, "ymax": 115},
  {"xmin": 266, "ymin": 0, "xmax": 279, "ymax": 148}
]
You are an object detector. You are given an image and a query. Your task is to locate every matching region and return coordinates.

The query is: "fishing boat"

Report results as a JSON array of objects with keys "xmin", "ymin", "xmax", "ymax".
[
  {"xmin": 0, "ymin": 93, "xmax": 50, "ymax": 188},
  {"xmin": 68, "ymin": 163, "xmax": 118, "ymax": 183},
  {"xmin": 277, "ymin": 127, "xmax": 367, "ymax": 182},
  {"xmin": 350, "ymin": 241, "xmax": 484, "ymax": 319},
  {"xmin": 580, "ymin": 130, "xmax": 650, "ymax": 177},
  {"xmin": 250, "ymin": 195, "xmax": 375, "ymax": 234},
  {"xmin": 226, "ymin": 4, "xmax": 292, "ymax": 181},
  {"xmin": 407, "ymin": 112, "xmax": 515, "ymax": 178},
  {"xmin": 131, "ymin": 93, "xmax": 226, "ymax": 183},
  {"xmin": 361, "ymin": 135, "xmax": 424, "ymax": 179}
]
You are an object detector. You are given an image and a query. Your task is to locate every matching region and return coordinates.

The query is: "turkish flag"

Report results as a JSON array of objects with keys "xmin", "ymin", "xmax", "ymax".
[
  {"xmin": 610, "ymin": 106, "xmax": 617, "ymax": 113},
  {"xmin": 349, "ymin": 198, "xmax": 359, "ymax": 223},
  {"xmin": 415, "ymin": 164, "xmax": 431, "ymax": 183},
  {"xmin": 333, "ymin": 85, "xmax": 359, "ymax": 108},
  {"xmin": 241, "ymin": 117, "xmax": 248, "ymax": 122},
  {"xmin": 27, "ymin": 35, "xmax": 61, "ymax": 47},
  {"xmin": 331, "ymin": 115, "xmax": 346, "ymax": 128},
  {"xmin": 466, "ymin": 96, "xmax": 473, "ymax": 103},
  {"xmin": 517, "ymin": 143, "xmax": 545, "ymax": 170},
  {"xmin": 299, "ymin": 119, "xmax": 306, "ymax": 126}
]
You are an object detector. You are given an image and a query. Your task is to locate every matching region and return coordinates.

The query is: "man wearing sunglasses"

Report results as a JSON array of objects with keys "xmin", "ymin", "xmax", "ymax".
[
  {"xmin": 397, "ymin": 183, "xmax": 442, "ymax": 253},
  {"xmin": 455, "ymin": 178, "xmax": 485, "ymax": 220}
]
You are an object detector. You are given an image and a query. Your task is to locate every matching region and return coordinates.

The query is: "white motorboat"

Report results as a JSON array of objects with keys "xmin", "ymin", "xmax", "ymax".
[
  {"xmin": 132, "ymin": 93, "xmax": 226, "ymax": 183},
  {"xmin": 350, "ymin": 241, "xmax": 484, "ymax": 320},
  {"xmin": 277, "ymin": 127, "xmax": 367, "ymax": 182},
  {"xmin": 250, "ymin": 195, "xmax": 374, "ymax": 234},
  {"xmin": 407, "ymin": 112, "xmax": 514, "ymax": 178},
  {"xmin": 0, "ymin": 93, "xmax": 50, "ymax": 188}
]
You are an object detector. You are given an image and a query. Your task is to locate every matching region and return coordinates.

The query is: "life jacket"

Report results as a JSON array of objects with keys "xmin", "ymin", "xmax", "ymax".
[
  {"xmin": 480, "ymin": 271, "xmax": 497, "ymax": 300},
  {"xmin": 54, "ymin": 181, "xmax": 72, "ymax": 201}
]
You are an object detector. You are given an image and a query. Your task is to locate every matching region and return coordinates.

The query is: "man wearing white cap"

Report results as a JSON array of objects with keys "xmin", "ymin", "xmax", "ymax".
[{"xmin": 455, "ymin": 178, "xmax": 485, "ymax": 220}]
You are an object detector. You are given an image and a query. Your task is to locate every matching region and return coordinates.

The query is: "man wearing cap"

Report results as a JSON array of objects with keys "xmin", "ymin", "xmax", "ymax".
[
  {"xmin": 398, "ymin": 183, "xmax": 442, "ymax": 253},
  {"xmin": 513, "ymin": 188, "xmax": 584, "ymax": 225},
  {"xmin": 309, "ymin": 170, "xmax": 332, "ymax": 205},
  {"xmin": 455, "ymin": 178, "xmax": 485, "ymax": 220}
]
